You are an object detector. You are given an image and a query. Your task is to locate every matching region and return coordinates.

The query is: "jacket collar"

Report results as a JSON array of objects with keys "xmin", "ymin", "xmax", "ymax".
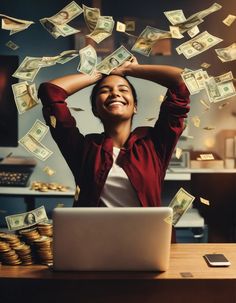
[{"xmin": 102, "ymin": 127, "xmax": 150, "ymax": 152}]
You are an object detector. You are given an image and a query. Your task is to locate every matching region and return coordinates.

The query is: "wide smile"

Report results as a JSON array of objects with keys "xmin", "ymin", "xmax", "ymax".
[{"xmin": 105, "ymin": 99, "xmax": 127, "ymax": 108}]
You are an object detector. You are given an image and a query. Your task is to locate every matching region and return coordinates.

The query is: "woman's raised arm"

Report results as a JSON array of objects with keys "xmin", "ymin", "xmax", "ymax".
[
  {"xmin": 48, "ymin": 71, "xmax": 102, "ymax": 96},
  {"xmin": 111, "ymin": 57, "xmax": 184, "ymax": 89}
]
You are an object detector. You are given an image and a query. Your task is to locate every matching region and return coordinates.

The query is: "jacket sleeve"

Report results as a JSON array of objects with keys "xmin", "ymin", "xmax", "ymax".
[
  {"xmin": 151, "ymin": 82, "xmax": 190, "ymax": 174},
  {"xmin": 38, "ymin": 82, "xmax": 84, "ymax": 178}
]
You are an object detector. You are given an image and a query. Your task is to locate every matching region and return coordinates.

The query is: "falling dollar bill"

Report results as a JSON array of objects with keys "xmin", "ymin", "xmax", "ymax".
[
  {"xmin": 87, "ymin": 16, "xmax": 114, "ymax": 43},
  {"xmin": 191, "ymin": 115, "xmax": 201, "ymax": 128},
  {"xmin": 50, "ymin": 115, "xmax": 57, "ymax": 128},
  {"xmin": 169, "ymin": 188, "xmax": 195, "ymax": 226},
  {"xmin": 83, "ymin": 4, "xmax": 100, "ymax": 32},
  {"xmin": 201, "ymin": 62, "xmax": 211, "ymax": 69},
  {"xmin": 132, "ymin": 26, "xmax": 171, "ymax": 56},
  {"xmin": 19, "ymin": 133, "xmax": 53, "ymax": 161},
  {"xmin": 12, "ymin": 56, "xmax": 42, "ymax": 82},
  {"xmin": 5, "ymin": 40, "xmax": 19, "ymax": 50},
  {"xmin": 215, "ymin": 43, "xmax": 236, "ymax": 62},
  {"xmin": 78, "ymin": 44, "xmax": 97, "ymax": 75},
  {"xmin": 40, "ymin": 18, "xmax": 61, "ymax": 39},
  {"xmin": 187, "ymin": 25, "xmax": 200, "ymax": 38},
  {"xmin": 54, "ymin": 23, "xmax": 80, "ymax": 37},
  {"xmin": 5, "ymin": 206, "xmax": 48, "ymax": 231},
  {"xmin": 28, "ymin": 119, "xmax": 49, "ymax": 142},
  {"xmin": 164, "ymin": 10, "xmax": 186, "ymax": 25},
  {"xmin": 222, "ymin": 14, "xmax": 236, "ymax": 26},
  {"xmin": 12, "ymin": 82, "xmax": 39, "ymax": 114},
  {"xmin": 176, "ymin": 3, "xmax": 222, "ymax": 34},
  {"xmin": 169, "ymin": 26, "xmax": 184, "ymax": 39},
  {"xmin": 199, "ymin": 154, "xmax": 214, "ymax": 160},
  {"xmin": 0, "ymin": 13, "xmax": 34, "ymax": 34},
  {"xmin": 116, "ymin": 21, "xmax": 126, "ymax": 32},
  {"xmin": 96, "ymin": 45, "xmax": 132, "ymax": 75},
  {"xmin": 200, "ymin": 197, "xmax": 210, "ymax": 206},
  {"xmin": 175, "ymin": 147, "xmax": 183, "ymax": 159},
  {"xmin": 40, "ymin": 2, "xmax": 83, "ymax": 38},
  {"xmin": 204, "ymin": 71, "xmax": 236, "ymax": 103},
  {"xmin": 48, "ymin": 1, "xmax": 83, "ymax": 26},
  {"xmin": 181, "ymin": 69, "xmax": 208, "ymax": 95},
  {"xmin": 56, "ymin": 50, "xmax": 79, "ymax": 64},
  {"xmin": 43, "ymin": 166, "xmax": 55, "ymax": 176},
  {"xmin": 176, "ymin": 31, "xmax": 223, "ymax": 59}
]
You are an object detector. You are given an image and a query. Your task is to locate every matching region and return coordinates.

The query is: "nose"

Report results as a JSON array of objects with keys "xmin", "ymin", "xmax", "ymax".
[{"xmin": 110, "ymin": 88, "xmax": 120, "ymax": 97}]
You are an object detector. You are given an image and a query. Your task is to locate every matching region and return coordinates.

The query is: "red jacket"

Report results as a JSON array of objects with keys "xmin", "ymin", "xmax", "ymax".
[{"xmin": 38, "ymin": 82, "xmax": 190, "ymax": 208}]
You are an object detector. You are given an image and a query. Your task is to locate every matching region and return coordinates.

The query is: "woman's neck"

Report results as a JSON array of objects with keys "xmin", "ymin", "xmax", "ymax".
[{"xmin": 104, "ymin": 120, "xmax": 132, "ymax": 148}]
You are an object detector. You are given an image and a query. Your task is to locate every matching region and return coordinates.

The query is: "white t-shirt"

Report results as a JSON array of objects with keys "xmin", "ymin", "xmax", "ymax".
[{"xmin": 100, "ymin": 147, "xmax": 141, "ymax": 207}]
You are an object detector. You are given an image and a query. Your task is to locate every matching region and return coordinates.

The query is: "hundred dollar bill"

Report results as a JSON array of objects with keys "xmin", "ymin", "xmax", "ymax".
[
  {"xmin": 169, "ymin": 188, "xmax": 195, "ymax": 226},
  {"xmin": 164, "ymin": 10, "xmax": 186, "ymax": 25},
  {"xmin": 215, "ymin": 43, "xmax": 236, "ymax": 62},
  {"xmin": 48, "ymin": 1, "xmax": 83, "ymax": 26},
  {"xmin": 0, "ymin": 14, "xmax": 34, "ymax": 34},
  {"xmin": 96, "ymin": 45, "xmax": 132, "ymax": 75},
  {"xmin": 28, "ymin": 119, "xmax": 49, "ymax": 142},
  {"xmin": 132, "ymin": 26, "xmax": 171, "ymax": 56},
  {"xmin": 12, "ymin": 82, "xmax": 39, "ymax": 114},
  {"xmin": 176, "ymin": 31, "xmax": 223, "ymax": 59},
  {"xmin": 222, "ymin": 14, "xmax": 236, "ymax": 26},
  {"xmin": 19, "ymin": 133, "xmax": 53, "ymax": 161},
  {"xmin": 78, "ymin": 45, "xmax": 97, "ymax": 75},
  {"xmin": 83, "ymin": 4, "xmax": 100, "ymax": 32},
  {"xmin": 177, "ymin": 3, "xmax": 222, "ymax": 34},
  {"xmin": 204, "ymin": 72, "xmax": 236, "ymax": 103},
  {"xmin": 5, "ymin": 206, "xmax": 48, "ymax": 231},
  {"xmin": 87, "ymin": 16, "xmax": 114, "ymax": 43},
  {"xmin": 181, "ymin": 69, "xmax": 209, "ymax": 94}
]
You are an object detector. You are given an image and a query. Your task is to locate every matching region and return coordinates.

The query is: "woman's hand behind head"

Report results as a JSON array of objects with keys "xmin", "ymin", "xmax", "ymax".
[{"xmin": 110, "ymin": 56, "xmax": 138, "ymax": 77}]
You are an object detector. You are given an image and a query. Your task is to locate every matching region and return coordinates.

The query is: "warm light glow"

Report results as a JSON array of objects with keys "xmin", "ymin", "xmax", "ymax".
[{"xmin": 204, "ymin": 137, "xmax": 215, "ymax": 149}]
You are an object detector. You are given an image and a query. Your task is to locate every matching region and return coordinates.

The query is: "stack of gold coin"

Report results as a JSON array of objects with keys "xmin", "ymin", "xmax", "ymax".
[
  {"xmin": 37, "ymin": 222, "xmax": 53, "ymax": 237},
  {"xmin": 18, "ymin": 227, "xmax": 41, "ymax": 244},
  {"xmin": 0, "ymin": 233, "xmax": 21, "ymax": 248},
  {"xmin": 30, "ymin": 181, "xmax": 69, "ymax": 192},
  {"xmin": 33, "ymin": 236, "xmax": 53, "ymax": 265},
  {"xmin": 0, "ymin": 240, "xmax": 21, "ymax": 265},
  {"xmin": 14, "ymin": 243, "xmax": 34, "ymax": 265}
]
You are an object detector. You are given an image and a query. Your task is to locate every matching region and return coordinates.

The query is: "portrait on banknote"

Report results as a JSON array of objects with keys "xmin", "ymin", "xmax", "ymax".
[
  {"xmin": 24, "ymin": 212, "xmax": 36, "ymax": 225},
  {"xmin": 49, "ymin": 11, "xmax": 70, "ymax": 25},
  {"xmin": 191, "ymin": 41, "xmax": 205, "ymax": 51}
]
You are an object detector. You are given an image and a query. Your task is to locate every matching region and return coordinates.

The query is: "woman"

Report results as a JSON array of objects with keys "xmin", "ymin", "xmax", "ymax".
[{"xmin": 38, "ymin": 58, "xmax": 190, "ymax": 209}]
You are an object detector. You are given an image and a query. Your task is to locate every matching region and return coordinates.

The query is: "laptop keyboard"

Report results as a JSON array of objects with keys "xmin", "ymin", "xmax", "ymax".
[{"xmin": 0, "ymin": 171, "xmax": 32, "ymax": 187}]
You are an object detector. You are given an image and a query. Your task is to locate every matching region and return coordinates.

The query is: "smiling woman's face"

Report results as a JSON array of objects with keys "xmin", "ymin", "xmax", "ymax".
[{"xmin": 94, "ymin": 75, "xmax": 137, "ymax": 123}]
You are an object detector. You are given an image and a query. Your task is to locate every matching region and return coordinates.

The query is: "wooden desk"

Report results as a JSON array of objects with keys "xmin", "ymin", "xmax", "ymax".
[{"xmin": 1, "ymin": 244, "xmax": 236, "ymax": 303}]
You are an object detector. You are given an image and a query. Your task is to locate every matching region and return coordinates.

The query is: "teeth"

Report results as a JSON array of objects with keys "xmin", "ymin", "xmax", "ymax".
[{"xmin": 107, "ymin": 101, "xmax": 125, "ymax": 106}]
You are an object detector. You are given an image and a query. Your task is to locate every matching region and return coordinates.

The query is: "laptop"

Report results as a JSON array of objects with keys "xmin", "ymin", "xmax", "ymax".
[{"xmin": 52, "ymin": 207, "xmax": 173, "ymax": 272}]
